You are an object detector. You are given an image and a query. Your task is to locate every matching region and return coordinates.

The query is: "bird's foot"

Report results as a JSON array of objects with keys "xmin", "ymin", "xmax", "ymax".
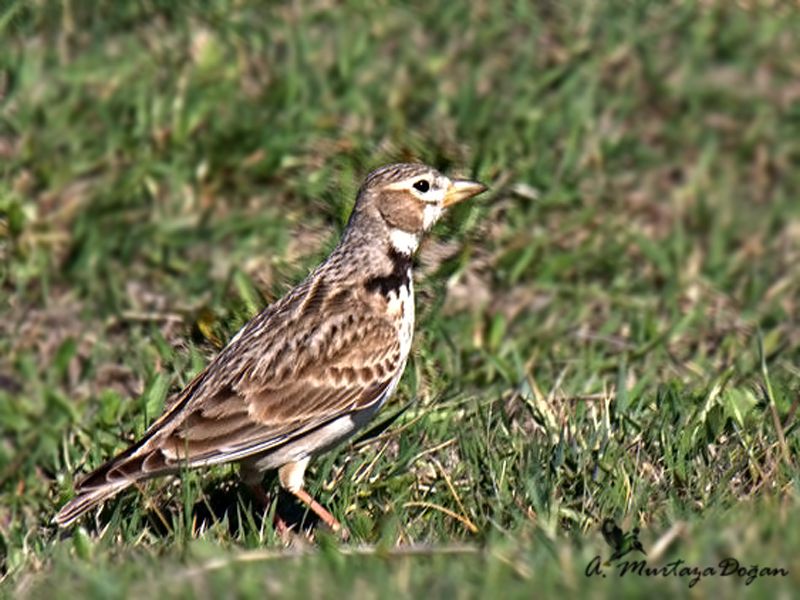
[{"xmin": 291, "ymin": 488, "xmax": 349, "ymax": 541}]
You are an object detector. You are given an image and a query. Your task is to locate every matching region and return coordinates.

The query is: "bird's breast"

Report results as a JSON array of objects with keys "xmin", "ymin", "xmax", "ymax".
[
  {"xmin": 360, "ymin": 249, "xmax": 415, "ymax": 361},
  {"xmin": 387, "ymin": 273, "xmax": 415, "ymax": 360}
]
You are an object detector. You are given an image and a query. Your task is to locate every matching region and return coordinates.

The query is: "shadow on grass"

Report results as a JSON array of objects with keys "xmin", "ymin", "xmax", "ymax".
[
  {"xmin": 51, "ymin": 409, "xmax": 412, "ymax": 542},
  {"xmin": 54, "ymin": 476, "xmax": 327, "ymax": 541}
]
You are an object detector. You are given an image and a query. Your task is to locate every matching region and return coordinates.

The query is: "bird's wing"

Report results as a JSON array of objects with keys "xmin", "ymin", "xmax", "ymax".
[
  {"xmin": 74, "ymin": 278, "xmax": 404, "ymax": 491},
  {"xmin": 161, "ymin": 311, "xmax": 402, "ymax": 464}
]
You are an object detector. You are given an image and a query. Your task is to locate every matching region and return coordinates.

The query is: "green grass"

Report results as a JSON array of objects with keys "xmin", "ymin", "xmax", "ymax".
[{"xmin": 2, "ymin": 0, "xmax": 800, "ymax": 597}]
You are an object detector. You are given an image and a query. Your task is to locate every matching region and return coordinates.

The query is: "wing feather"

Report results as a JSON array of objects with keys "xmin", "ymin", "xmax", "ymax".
[
  {"xmin": 73, "ymin": 268, "xmax": 406, "ymax": 491},
  {"xmin": 151, "ymin": 279, "xmax": 402, "ymax": 467}
]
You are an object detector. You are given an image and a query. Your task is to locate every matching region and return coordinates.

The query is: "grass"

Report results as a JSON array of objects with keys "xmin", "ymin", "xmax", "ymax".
[{"xmin": 2, "ymin": 0, "xmax": 800, "ymax": 597}]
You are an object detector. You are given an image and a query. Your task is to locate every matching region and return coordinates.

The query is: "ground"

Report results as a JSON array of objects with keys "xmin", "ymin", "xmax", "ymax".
[{"xmin": 1, "ymin": 1, "xmax": 799, "ymax": 597}]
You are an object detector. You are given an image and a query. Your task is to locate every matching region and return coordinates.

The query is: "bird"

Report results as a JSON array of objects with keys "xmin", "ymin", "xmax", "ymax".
[{"xmin": 53, "ymin": 163, "xmax": 487, "ymax": 534}]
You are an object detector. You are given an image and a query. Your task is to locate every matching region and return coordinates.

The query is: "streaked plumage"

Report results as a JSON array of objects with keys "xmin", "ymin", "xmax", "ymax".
[{"xmin": 54, "ymin": 163, "xmax": 487, "ymax": 532}]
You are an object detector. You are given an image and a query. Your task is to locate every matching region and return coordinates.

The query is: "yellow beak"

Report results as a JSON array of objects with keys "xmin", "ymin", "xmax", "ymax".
[{"xmin": 443, "ymin": 179, "xmax": 488, "ymax": 207}]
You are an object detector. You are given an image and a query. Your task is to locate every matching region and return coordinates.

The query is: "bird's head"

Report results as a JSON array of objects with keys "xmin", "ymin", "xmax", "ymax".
[{"xmin": 348, "ymin": 163, "xmax": 487, "ymax": 256}]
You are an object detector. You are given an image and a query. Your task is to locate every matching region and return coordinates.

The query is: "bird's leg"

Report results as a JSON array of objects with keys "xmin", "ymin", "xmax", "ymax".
[
  {"xmin": 243, "ymin": 480, "xmax": 270, "ymax": 509},
  {"xmin": 290, "ymin": 487, "xmax": 344, "ymax": 535},
  {"xmin": 279, "ymin": 458, "xmax": 348, "ymax": 539},
  {"xmin": 240, "ymin": 462, "xmax": 269, "ymax": 508},
  {"xmin": 244, "ymin": 479, "xmax": 293, "ymax": 535},
  {"xmin": 240, "ymin": 462, "xmax": 297, "ymax": 540}
]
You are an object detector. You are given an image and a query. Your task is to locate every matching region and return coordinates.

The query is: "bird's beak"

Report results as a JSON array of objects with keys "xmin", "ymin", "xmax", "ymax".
[{"xmin": 443, "ymin": 179, "xmax": 488, "ymax": 208}]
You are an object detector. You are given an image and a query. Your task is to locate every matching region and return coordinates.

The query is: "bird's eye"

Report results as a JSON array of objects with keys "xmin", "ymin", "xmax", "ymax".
[{"xmin": 413, "ymin": 180, "xmax": 430, "ymax": 193}]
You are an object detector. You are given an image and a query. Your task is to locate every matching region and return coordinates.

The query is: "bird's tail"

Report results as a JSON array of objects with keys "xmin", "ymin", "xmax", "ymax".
[
  {"xmin": 53, "ymin": 480, "xmax": 133, "ymax": 527},
  {"xmin": 53, "ymin": 438, "xmax": 173, "ymax": 527}
]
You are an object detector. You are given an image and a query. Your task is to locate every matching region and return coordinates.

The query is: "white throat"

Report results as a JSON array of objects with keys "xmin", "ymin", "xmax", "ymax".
[
  {"xmin": 422, "ymin": 203, "xmax": 444, "ymax": 230},
  {"xmin": 389, "ymin": 228, "xmax": 419, "ymax": 255}
]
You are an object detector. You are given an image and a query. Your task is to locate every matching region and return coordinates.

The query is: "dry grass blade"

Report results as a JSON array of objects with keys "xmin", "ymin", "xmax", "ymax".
[{"xmin": 403, "ymin": 501, "xmax": 479, "ymax": 534}]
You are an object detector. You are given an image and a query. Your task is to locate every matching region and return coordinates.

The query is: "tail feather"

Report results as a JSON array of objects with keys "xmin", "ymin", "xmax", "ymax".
[
  {"xmin": 53, "ymin": 481, "xmax": 133, "ymax": 527},
  {"xmin": 54, "ymin": 368, "xmax": 211, "ymax": 527},
  {"xmin": 54, "ymin": 444, "xmax": 173, "ymax": 527}
]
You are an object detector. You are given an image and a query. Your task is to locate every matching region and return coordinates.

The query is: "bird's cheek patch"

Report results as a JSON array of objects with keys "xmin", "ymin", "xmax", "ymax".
[{"xmin": 378, "ymin": 191, "xmax": 424, "ymax": 232}]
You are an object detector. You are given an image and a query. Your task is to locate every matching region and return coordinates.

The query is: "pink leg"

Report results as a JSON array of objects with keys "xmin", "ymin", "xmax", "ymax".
[
  {"xmin": 292, "ymin": 488, "xmax": 348, "ymax": 539},
  {"xmin": 244, "ymin": 481, "xmax": 295, "ymax": 541}
]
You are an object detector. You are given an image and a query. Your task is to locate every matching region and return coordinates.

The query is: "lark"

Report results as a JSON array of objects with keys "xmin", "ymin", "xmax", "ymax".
[{"xmin": 54, "ymin": 163, "xmax": 487, "ymax": 534}]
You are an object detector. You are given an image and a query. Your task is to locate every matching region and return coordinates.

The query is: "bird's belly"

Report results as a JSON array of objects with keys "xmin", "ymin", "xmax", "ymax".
[{"xmin": 242, "ymin": 392, "xmax": 394, "ymax": 473}]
